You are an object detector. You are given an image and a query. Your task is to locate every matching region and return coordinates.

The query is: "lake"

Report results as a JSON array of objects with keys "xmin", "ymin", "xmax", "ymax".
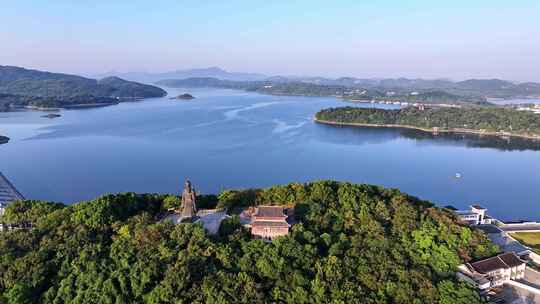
[{"xmin": 1, "ymin": 88, "xmax": 539, "ymax": 221}]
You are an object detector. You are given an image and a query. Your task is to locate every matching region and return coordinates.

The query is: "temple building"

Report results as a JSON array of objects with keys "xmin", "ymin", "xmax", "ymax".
[{"xmin": 242, "ymin": 206, "xmax": 292, "ymax": 241}]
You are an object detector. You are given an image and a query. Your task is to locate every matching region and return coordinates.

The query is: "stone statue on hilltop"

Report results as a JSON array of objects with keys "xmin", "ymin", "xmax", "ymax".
[{"xmin": 181, "ymin": 179, "xmax": 197, "ymax": 219}]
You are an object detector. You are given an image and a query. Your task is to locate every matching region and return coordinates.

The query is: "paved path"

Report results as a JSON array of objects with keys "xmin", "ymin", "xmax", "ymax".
[
  {"xmin": 501, "ymin": 225, "xmax": 540, "ymax": 233},
  {"xmin": 500, "ymin": 285, "xmax": 540, "ymax": 304},
  {"xmin": 522, "ymin": 268, "xmax": 540, "ymax": 289}
]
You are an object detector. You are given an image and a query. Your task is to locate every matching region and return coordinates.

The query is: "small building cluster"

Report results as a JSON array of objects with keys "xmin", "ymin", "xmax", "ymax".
[
  {"xmin": 458, "ymin": 252, "xmax": 526, "ymax": 291},
  {"xmin": 163, "ymin": 180, "xmax": 295, "ymax": 240},
  {"xmin": 516, "ymin": 104, "xmax": 540, "ymax": 114}
]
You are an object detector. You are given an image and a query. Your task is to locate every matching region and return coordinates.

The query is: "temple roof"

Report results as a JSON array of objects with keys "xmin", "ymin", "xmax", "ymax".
[
  {"xmin": 252, "ymin": 221, "xmax": 290, "ymax": 228},
  {"xmin": 255, "ymin": 206, "xmax": 286, "ymax": 217}
]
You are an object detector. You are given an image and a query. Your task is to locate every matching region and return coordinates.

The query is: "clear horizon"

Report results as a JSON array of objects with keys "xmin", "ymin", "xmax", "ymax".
[{"xmin": 1, "ymin": 0, "xmax": 539, "ymax": 82}]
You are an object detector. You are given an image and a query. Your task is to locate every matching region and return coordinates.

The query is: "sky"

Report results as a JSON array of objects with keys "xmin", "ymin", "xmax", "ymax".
[{"xmin": 1, "ymin": 0, "xmax": 539, "ymax": 81}]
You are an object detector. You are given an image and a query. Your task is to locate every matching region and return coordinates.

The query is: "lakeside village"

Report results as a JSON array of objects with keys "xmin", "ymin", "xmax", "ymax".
[
  {"xmin": 335, "ymin": 88, "xmax": 540, "ymax": 114},
  {"xmin": 2, "ymin": 173, "xmax": 540, "ymax": 300}
]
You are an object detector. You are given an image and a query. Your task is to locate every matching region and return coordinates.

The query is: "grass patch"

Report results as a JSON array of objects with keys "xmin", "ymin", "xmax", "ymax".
[{"xmin": 510, "ymin": 232, "xmax": 540, "ymax": 254}]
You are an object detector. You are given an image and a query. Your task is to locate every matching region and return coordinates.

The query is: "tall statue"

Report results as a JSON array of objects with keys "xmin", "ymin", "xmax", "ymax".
[{"xmin": 181, "ymin": 179, "xmax": 197, "ymax": 218}]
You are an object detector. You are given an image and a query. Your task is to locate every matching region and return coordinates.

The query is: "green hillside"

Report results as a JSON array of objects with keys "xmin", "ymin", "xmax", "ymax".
[
  {"xmin": 0, "ymin": 181, "xmax": 497, "ymax": 303},
  {"xmin": 316, "ymin": 106, "xmax": 540, "ymax": 138},
  {"xmin": 0, "ymin": 66, "xmax": 166, "ymax": 110}
]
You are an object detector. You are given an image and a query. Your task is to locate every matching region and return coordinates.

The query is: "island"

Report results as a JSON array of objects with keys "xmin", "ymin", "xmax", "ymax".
[
  {"xmin": 315, "ymin": 106, "xmax": 540, "ymax": 140},
  {"xmin": 0, "ymin": 180, "xmax": 498, "ymax": 303},
  {"xmin": 0, "ymin": 135, "xmax": 9, "ymax": 144},
  {"xmin": 0, "ymin": 66, "xmax": 167, "ymax": 111},
  {"xmin": 171, "ymin": 93, "xmax": 195, "ymax": 100},
  {"xmin": 41, "ymin": 113, "xmax": 62, "ymax": 119}
]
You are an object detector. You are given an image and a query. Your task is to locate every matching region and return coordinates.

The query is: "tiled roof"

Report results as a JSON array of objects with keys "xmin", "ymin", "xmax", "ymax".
[
  {"xmin": 255, "ymin": 206, "xmax": 285, "ymax": 217},
  {"xmin": 498, "ymin": 252, "xmax": 524, "ymax": 268},
  {"xmin": 470, "ymin": 252, "xmax": 524, "ymax": 274},
  {"xmin": 252, "ymin": 221, "xmax": 289, "ymax": 228}
]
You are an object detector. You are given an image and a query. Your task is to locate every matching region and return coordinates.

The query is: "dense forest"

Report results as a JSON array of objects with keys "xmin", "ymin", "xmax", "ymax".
[
  {"xmin": 156, "ymin": 78, "xmax": 487, "ymax": 105},
  {"xmin": 0, "ymin": 181, "xmax": 498, "ymax": 303},
  {"xmin": 0, "ymin": 66, "xmax": 166, "ymax": 110},
  {"xmin": 316, "ymin": 106, "xmax": 540, "ymax": 137},
  {"xmin": 0, "ymin": 135, "xmax": 8, "ymax": 144}
]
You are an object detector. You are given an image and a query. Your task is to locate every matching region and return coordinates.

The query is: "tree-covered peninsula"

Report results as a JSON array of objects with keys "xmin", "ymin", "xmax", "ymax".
[
  {"xmin": 0, "ymin": 66, "xmax": 167, "ymax": 111},
  {"xmin": 0, "ymin": 181, "xmax": 498, "ymax": 303},
  {"xmin": 316, "ymin": 106, "xmax": 540, "ymax": 139},
  {"xmin": 0, "ymin": 135, "xmax": 9, "ymax": 144}
]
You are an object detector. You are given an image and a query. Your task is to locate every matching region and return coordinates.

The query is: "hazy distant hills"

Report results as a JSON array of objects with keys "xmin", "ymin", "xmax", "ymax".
[
  {"xmin": 289, "ymin": 77, "xmax": 540, "ymax": 98},
  {"xmin": 113, "ymin": 66, "xmax": 540, "ymax": 99},
  {"xmin": 0, "ymin": 66, "xmax": 166, "ymax": 110},
  {"xmin": 157, "ymin": 77, "xmax": 486, "ymax": 105},
  {"xmin": 97, "ymin": 67, "xmax": 267, "ymax": 83}
]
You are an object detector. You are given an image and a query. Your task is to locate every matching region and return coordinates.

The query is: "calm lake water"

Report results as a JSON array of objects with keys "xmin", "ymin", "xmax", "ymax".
[{"xmin": 1, "ymin": 88, "xmax": 539, "ymax": 221}]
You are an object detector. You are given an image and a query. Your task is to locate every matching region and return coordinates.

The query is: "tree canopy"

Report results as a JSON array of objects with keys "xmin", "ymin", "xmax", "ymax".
[
  {"xmin": 0, "ymin": 66, "xmax": 166, "ymax": 110},
  {"xmin": 0, "ymin": 181, "xmax": 497, "ymax": 303},
  {"xmin": 316, "ymin": 106, "xmax": 540, "ymax": 137}
]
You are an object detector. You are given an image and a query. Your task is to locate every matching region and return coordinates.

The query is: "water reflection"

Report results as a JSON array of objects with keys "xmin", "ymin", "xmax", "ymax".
[{"xmin": 316, "ymin": 124, "xmax": 540, "ymax": 151}]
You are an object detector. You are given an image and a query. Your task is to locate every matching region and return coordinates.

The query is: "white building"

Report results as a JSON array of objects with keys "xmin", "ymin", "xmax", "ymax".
[
  {"xmin": 461, "ymin": 252, "xmax": 526, "ymax": 288},
  {"xmin": 456, "ymin": 205, "xmax": 491, "ymax": 225}
]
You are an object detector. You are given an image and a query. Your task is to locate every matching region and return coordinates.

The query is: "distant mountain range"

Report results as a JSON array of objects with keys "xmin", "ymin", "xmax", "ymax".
[
  {"xmin": 0, "ymin": 66, "xmax": 166, "ymax": 111},
  {"xmin": 157, "ymin": 77, "xmax": 487, "ymax": 105},
  {"xmin": 96, "ymin": 67, "xmax": 267, "ymax": 83},
  {"xmin": 276, "ymin": 77, "xmax": 540, "ymax": 98},
  {"xmin": 102, "ymin": 66, "xmax": 540, "ymax": 99}
]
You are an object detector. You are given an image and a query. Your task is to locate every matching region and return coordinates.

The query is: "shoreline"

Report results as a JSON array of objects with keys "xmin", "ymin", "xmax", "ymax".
[
  {"xmin": 19, "ymin": 102, "xmax": 120, "ymax": 111},
  {"xmin": 314, "ymin": 118, "xmax": 540, "ymax": 141}
]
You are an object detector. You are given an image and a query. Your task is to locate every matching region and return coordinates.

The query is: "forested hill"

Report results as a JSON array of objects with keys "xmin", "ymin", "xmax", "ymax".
[
  {"xmin": 0, "ymin": 181, "xmax": 497, "ymax": 303},
  {"xmin": 0, "ymin": 66, "xmax": 166, "ymax": 110},
  {"xmin": 0, "ymin": 135, "xmax": 8, "ymax": 144},
  {"xmin": 316, "ymin": 106, "xmax": 540, "ymax": 139}
]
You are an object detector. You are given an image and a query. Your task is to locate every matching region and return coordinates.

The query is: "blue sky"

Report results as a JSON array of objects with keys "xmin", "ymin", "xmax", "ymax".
[{"xmin": 1, "ymin": 0, "xmax": 539, "ymax": 81}]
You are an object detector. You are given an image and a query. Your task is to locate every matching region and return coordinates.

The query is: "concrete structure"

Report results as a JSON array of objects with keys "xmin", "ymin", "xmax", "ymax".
[
  {"xmin": 163, "ymin": 208, "xmax": 229, "ymax": 235},
  {"xmin": 457, "ymin": 264, "xmax": 491, "ymax": 291},
  {"xmin": 242, "ymin": 206, "xmax": 292, "ymax": 241},
  {"xmin": 180, "ymin": 180, "xmax": 197, "ymax": 220},
  {"xmin": 0, "ymin": 172, "xmax": 24, "ymax": 217},
  {"xmin": 476, "ymin": 224, "xmax": 531, "ymax": 258},
  {"xmin": 500, "ymin": 222, "xmax": 540, "ymax": 233},
  {"xmin": 464, "ymin": 252, "xmax": 526, "ymax": 288},
  {"xmin": 456, "ymin": 205, "xmax": 491, "ymax": 225},
  {"xmin": 162, "ymin": 179, "xmax": 229, "ymax": 235}
]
